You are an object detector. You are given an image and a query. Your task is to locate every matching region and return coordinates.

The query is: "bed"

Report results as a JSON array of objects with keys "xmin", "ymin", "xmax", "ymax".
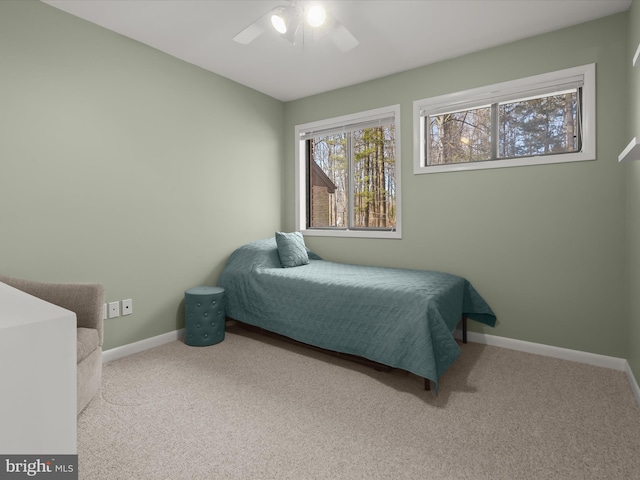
[{"xmin": 218, "ymin": 234, "xmax": 496, "ymax": 392}]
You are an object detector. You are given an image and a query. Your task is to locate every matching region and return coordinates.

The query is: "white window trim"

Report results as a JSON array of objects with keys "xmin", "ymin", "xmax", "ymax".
[
  {"xmin": 295, "ymin": 105, "xmax": 402, "ymax": 239},
  {"xmin": 413, "ymin": 63, "xmax": 596, "ymax": 174}
]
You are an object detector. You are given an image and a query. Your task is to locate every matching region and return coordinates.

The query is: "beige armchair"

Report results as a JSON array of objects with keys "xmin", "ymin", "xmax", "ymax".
[{"xmin": 0, "ymin": 274, "xmax": 105, "ymax": 415}]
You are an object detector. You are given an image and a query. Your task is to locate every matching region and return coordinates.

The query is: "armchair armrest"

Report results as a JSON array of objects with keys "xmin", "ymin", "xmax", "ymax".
[{"xmin": 0, "ymin": 274, "xmax": 105, "ymax": 346}]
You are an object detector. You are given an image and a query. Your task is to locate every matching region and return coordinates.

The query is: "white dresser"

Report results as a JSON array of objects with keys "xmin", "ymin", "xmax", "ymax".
[{"xmin": 0, "ymin": 281, "xmax": 77, "ymax": 454}]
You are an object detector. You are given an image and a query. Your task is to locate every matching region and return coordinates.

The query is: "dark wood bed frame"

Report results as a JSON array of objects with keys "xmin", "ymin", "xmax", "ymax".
[{"xmin": 226, "ymin": 316, "xmax": 468, "ymax": 392}]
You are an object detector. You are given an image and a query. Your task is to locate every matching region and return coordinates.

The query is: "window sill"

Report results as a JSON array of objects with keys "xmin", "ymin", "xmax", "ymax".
[
  {"xmin": 414, "ymin": 151, "xmax": 595, "ymax": 174},
  {"xmin": 301, "ymin": 228, "xmax": 402, "ymax": 239}
]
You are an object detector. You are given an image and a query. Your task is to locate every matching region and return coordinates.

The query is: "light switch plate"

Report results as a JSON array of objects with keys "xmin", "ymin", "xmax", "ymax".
[{"xmin": 108, "ymin": 301, "xmax": 120, "ymax": 318}]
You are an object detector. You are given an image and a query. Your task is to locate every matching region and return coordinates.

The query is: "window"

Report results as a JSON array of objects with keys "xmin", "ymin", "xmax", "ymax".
[
  {"xmin": 413, "ymin": 64, "xmax": 596, "ymax": 174},
  {"xmin": 295, "ymin": 105, "xmax": 401, "ymax": 238}
]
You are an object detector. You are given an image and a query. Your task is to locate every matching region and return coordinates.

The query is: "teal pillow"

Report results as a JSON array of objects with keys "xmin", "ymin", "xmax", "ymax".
[{"xmin": 275, "ymin": 231, "xmax": 309, "ymax": 268}]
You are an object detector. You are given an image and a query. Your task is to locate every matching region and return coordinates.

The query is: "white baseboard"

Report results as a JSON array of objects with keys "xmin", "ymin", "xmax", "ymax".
[
  {"xmin": 103, "ymin": 329, "xmax": 184, "ymax": 364},
  {"xmin": 463, "ymin": 330, "xmax": 627, "ymax": 370},
  {"xmin": 625, "ymin": 361, "xmax": 640, "ymax": 408},
  {"xmin": 456, "ymin": 329, "xmax": 639, "ymax": 407}
]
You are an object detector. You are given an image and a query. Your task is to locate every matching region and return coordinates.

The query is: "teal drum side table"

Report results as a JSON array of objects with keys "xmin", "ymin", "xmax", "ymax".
[{"xmin": 184, "ymin": 286, "xmax": 226, "ymax": 347}]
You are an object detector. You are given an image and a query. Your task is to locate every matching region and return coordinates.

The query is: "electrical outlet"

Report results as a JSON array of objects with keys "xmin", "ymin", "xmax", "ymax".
[
  {"xmin": 122, "ymin": 298, "xmax": 133, "ymax": 316},
  {"xmin": 108, "ymin": 301, "xmax": 120, "ymax": 318}
]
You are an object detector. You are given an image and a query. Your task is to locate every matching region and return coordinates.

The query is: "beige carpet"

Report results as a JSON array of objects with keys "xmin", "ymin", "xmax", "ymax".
[{"xmin": 78, "ymin": 324, "xmax": 640, "ymax": 479}]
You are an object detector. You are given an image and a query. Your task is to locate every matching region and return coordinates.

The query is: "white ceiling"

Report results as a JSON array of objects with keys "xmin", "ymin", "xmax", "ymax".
[{"xmin": 42, "ymin": 0, "xmax": 631, "ymax": 102}]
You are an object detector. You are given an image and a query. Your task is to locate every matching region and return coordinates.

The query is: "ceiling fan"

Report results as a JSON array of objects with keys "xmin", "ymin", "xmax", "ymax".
[{"xmin": 233, "ymin": 1, "xmax": 359, "ymax": 52}]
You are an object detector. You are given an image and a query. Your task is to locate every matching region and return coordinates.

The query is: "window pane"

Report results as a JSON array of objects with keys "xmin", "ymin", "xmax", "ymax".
[
  {"xmin": 310, "ymin": 134, "xmax": 347, "ymax": 228},
  {"xmin": 308, "ymin": 125, "xmax": 397, "ymax": 230},
  {"xmin": 352, "ymin": 126, "xmax": 397, "ymax": 229},
  {"xmin": 499, "ymin": 90, "xmax": 578, "ymax": 159},
  {"xmin": 415, "ymin": 64, "xmax": 594, "ymax": 174},
  {"xmin": 428, "ymin": 107, "xmax": 491, "ymax": 165}
]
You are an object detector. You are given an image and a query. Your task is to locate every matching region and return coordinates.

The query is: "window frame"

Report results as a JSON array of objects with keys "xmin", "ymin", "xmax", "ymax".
[
  {"xmin": 295, "ymin": 105, "xmax": 402, "ymax": 239},
  {"xmin": 413, "ymin": 64, "xmax": 596, "ymax": 174}
]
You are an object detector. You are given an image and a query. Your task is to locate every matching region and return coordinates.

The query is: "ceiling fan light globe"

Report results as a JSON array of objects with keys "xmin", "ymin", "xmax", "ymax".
[
  {"xmin": 306, "ymin": 5, "xmax": 326, "ymax": 27},
  {"xmin": 271, "ymin": 14, "xmax": 287, "ymax": 34}
]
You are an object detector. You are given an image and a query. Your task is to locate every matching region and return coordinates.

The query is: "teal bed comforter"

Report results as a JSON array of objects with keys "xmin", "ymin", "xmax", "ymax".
[{"xmin": 219, "ymin": 238, "xmax": 496, "ymax": 390}]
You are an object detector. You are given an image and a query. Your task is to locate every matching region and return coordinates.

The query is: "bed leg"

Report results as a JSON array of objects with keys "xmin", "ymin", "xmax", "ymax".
[
  {"xmin": 462, "ymin": 316, "xmax": 468, "ymax": 344},
  {"xmin": 424, "ymin": 378, "xmax": 431, "ymax": 391}
]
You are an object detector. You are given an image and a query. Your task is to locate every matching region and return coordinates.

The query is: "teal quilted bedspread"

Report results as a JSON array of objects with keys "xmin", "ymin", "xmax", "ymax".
[{"xmin": 219, "ymin": 238, "xmax": 496, "ymax": 390}]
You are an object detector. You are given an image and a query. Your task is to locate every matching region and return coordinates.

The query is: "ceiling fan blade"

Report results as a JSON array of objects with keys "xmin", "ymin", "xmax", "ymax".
[
  {"xmin": 233, "ymin": 21, "xmax": 266, "ymax": 45},
  {"xmin": 330, "ymin": 23, "xmax": 359, "ymax": 52}
]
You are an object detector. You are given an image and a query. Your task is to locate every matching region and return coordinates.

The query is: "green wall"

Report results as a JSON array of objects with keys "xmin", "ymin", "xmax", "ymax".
[
  {"xmin": 626, "ymin": 0, "xmax": 640, "ymax": 383},
  {"xmin": 0, "ymin": 1, "xmax": 284, "ymax": 350},
  {"xmin": 284, "ymin": 13, "xmax": 629, "ymax": 359},
  {"xmin": 1, "ymin": 0, "xmax": 636, "ymax": 377}
]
